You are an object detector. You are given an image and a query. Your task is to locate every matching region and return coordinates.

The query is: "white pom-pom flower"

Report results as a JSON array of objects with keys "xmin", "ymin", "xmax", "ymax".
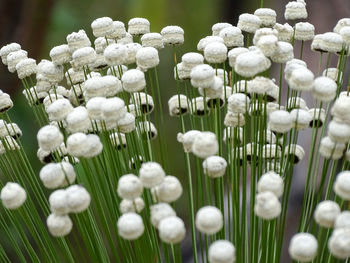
[
  {"xmin": 288, "ymin": 233, "xmax": 318, "ymax": 262},
  {"xmin": 254, "ymin": 191, "xmax": 281, "ymax": 220},
  {"xmin": 257, "ymin": 171, "xmax": 284, "ymax": 198},
  {"xmin": 0, "ymin": 182, "xmax": 26, "ymax": 209},
  {"xmin": 117, "ymin": 212, "xmax": 144, "ymax": 240},
  {"xmin": 334, "ymin": 171, "xmax": 350, "ymax": 201},
  {"xmin": 202, "ymin": 156, "xmax": 227, "ymax": 178},
  {"xmin": 158, "ymin": 216, "xmax": 186, "ymax": 244},
  {"xmin": 153, "ymin": 175, "xmax": 182, "ymax": 203},
  {"xmin": 209, "ymin": 240, "xmax": 236, "ymax": 263},
  {"xmin": 314, "ymin": 200, "xmax": 341, "ymax": 228},
  {"xmin": 195, "ymin": 206, "xmax": 223, "ymax": 235},
  {"xmin": 192, "ymin": 131, "xmax": 219, "ymax": 159},
  {"xmin": 47, "ymin": 213, "xmax": 73, "ymax": 237},
  {"xmin": 37, "ymin": 125, "xmax": 64, "ymax": 152},
  {"xmin": 117, "ymin": 174, "xmax": 143, "ymax": 200},
  {"xmin": 139, "ymin": 162, "xmax": 165, "ymax": 188}
]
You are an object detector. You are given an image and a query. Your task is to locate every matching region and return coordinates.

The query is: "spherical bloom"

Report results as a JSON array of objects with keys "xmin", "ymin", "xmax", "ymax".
[
  {"xmin": 65, "ymin": 68, "xmax": 84, "ymax": 86},
  {"xmin": 158, "ymin": 216, "xmax": 186, "ymax": 244},
  {"xmin": 287, "ymin": 67, "xmax": 314, "ymax": 92},
  {"xmin": 319, "ymin": 32, "xmax": 344, "ymax": 54},
  {"xmin": 328, "ymin": 228, "xmax": 350, "ymax": 259},
  {"xmin": 108, "ymin": 21, "xmax": 126, "ymax": 39},
  {"xmin": 192, "ymin": 132, "xmax": 218, "ymax": 159},
  {"xmin": 190, "ymin": 64, "xmax": 215, "ymax": 88},
  {"xmin": 71, "ymin": 47, "xmax": 96, "ymax": 69},
  {"xmin": 212, "ymin": 22, "xmax": 232, "ymax": 36},
  {"xmin": 235, "ymin": 50, "xmax": 271, "ymax": 77},
  {"xmin": 268, "ymin": 110, "xmax": 293, "ymax": 133},
  {"xmin": 0, "ymin": 182, "xmax": 26, "ymax": 209},
  {"xmin": 7, "ymin": 49, "xmax": 28, "ymax": 73},
  {"xmin": 204, "ymin": 42, "xmax": 227, "ymax": 64},
  {"xmin": 141, "ymin": 33, "xmax": 164, "ymax": 49},
  {"xmin": 254, "ymin": 8, "xmax": 276, "ymax": 27},
  {"xmin": 195, "ymin": 206, "xmax": 223, "ymax": 235},
  {"xmin": 121, "ymin": 69, "xmax": 146, "ymax": 92},
  {"xmin": 334, "ymin": 18, "xmax": 350, "ymax": 34},
  {"xmin": 66, "ymin": 106, "xmax": 91, "ymax": 133},
  {"xmin": 154, "ymin": 176, "xmax": 182, "ymax": 203},
  {"xmin": 227, "ymin": 47, "xmax": 249, "ymax": 67},
  {"xmin": 0, "ymin": 42, "xmax": 21, "ymax": 65},
  {"xmin": 117, "ymin": 174, "xmax": 143, "ymax": 200},
  {"xmin": 271, "ymin": 41, "xmax": 294, "ymax": 63},
  {"xmin": 294, "ymin": 22, "xmax": 315, "ymax": 41},
  {"xmin": 202, "ymin": 156, "xmax": 227, "ymax": 178},
  {"xmin": 331, "ymin": 96, "xmax": 350, "ymax": 124},
  {"xmin": 328, "ymin": 120, "xmax": 350, "ymax": 143},
  {"xmin": 117, "ymin": 212, "xmax": 144, "ymax": 240},
  {"xmin": 37, "ymin": 59, "xmax": 64, "ymax": 84},
  {"xmin": 82, "ymin": 134, "xmax": 103, "ymax": 158},
  {"xmin": 161, "ymin": 25, "xmax": 184, "ymax": 45},
  {"xmin": 128, "ymin": 18, "xmax": 150, "ymax": 36},
  {"xmin": 120, "ymin": 197, "xmax": 145, "ymax": 214},
  {"xmin": 219, "ymin": 26, "xmax": 244, "ymax": 49},
  {"xmin": 258, "ymin": 171, "xmax": 284, "ymax": 198},
  {"xmin": 253, "ymin": 28, "xmax": 278, "ymax": 45},
  {"xmin": 335, "ymin": 211, "xmax": 350, "ymax": 229},
  {"xmin": 66, "ymin": 132, "xmax": 89, "ymax": 157},
  {"xmin": 91, "ymin": 17, "xmax": 114, "ymax": 37},
  {"xmin": 66, "ymin": 29, "xmax": 91, "ymax": 53},
  {"xmin": 284, "ymin": 1, "xmax": 307, "ymax": 20},
  {"xmin": 227, "ymin": 93, "xmax": 250, "ymax": 113},
  {"xmin": 104, "ymin": 43, "xmax": 127, "ymax": 65},
  {"xmin": 177, "ymin": 130, "xmax": 202, "ymax": 153},
  {"xmin": 237, "ymin": 13, "xmax": 262, "ymax": 34},
  {"xmin": 181, "ymin": 52, "xmax": 204, "ymax": 71},
  {"xmin": 49, "ymin": 190, "xmax": 69, "ymax": 215},
  {"xmin": 274, "ymin": 23, "xmax": 294, "ymax": 42},
  {"xmin": 311, "ymin": 76, "xmax": 337, "ymax": 102},
  {"xmin": 136, "ymin": 47, "xmax": 159, "ymax": 70},
  {"xmin": 39, "ymin": 162, "xmax": 75, "ymax": 189},
  {"xmin": 15, "ymin": 58, "xmax": 37, "ymax": 79},
  {"xmin": 150, "ymin": 203, "xmax": 176, "ymax": 228},
  {"xmin": 224, "ymin": 112, "xmax": 245, "ymax": 127},
  {"xmin": 340, "ymin": 26, "xmax": 350, "ymax": 47},
  {"xmin": 47, "ymin": 214, "xmax": 73, "ymax": 237},
  {"xmin": 254, "ymin": 191, "xmax": 281, "ymax": 220},
  {"xmin": 37, "ymin": 125, "xmax": 64, "ymax": 152},
  {"xmin": 139, "ymin": 162, "xmax": 165, "ymax": 188},
  {"xmin": 86, "ymin": 97, "xmax": 106, "ymax": 120},
  {"xmin": 168, "ymin": 94, "xmax": 190, "ymax": 117},
  {"xmin": 209, "ymin": 240, "xmax": 236, "ymax": 263},
  {"xmin": 0, "ymin": 92, "xmax": 13, "ymax": 112},
  {"xmin": 49, "ymin": 44, "xmax": 71, "ymax": 65},
  {"xmin": 257, "ymin": 35, "xmax": 278, "ymax": 57},
  {"xmin": 65, "ymin": 184, "xmax": 91, "ymax": 213},
  {"xmin": 334, "ymin": 171, "xmax": 350, "ymax": 200},
  {"xmin": 46, "ymin": 98, "xmax": 74, "ymax": 121},
  {"xmin": 117, "ymin": 113, "xmax": 135, "ymax": 133},
  {"xmin": 197, "ymin": 36, "xmax": 224, "ymax": 52},
  {"xmin": 319, "ymin": 136, "xmax": 346, "ymax": 160},
  {"xmin": 314, "ymin": 200, "xmax": 341, "ymax": 228},
  {"xmin": 101, "ymin": 97, "xmax": 126, "ymax": 121},
  {"xmin": 311, "ymin": 34, "xmax": 324, "ymax": 52},
  {"xmin": 289, "ymin": 233, "xmax": 318, "ymax": 262},
  {"xmin": 198, "ymin": 76, "xmax": 223, "ymax": 99}
]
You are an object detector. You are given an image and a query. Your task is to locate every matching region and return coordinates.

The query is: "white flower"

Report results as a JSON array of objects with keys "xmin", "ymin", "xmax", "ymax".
[
  {"xmin": 190, "ymin": 64, "xmax": 215, "ymax": 88},
  {"xmin": 49, "ymin": 189, "xmax": 69, "ymax": 215},
  {"xmin": 16, "ymin": 58, "xmax": 37, "ymax": 79},
  {"xmin": 0, "ymin": 182, "xmax": 26, "ymax": 209},
  {"xmin": 288, "ymin": 233, "xmax": 318, "ymax": 262},
  {"xmin": 212, "ymin": 22, "xmax": 232, "ymax": 36},
  {"xmin": 128, "ymin": 18, "xmax": 150, "ymax": 36},
  {"xmin": 71, "ymin": 47, "xmax": 96, "ymax": 70},
  {"xmin": 91, "ymin": 17, "xmax": 114, "ymax": 38},
  {"xmin": 254, "ymin": 8, "xmax": 276, "ymax": 27},
  {"xmin": 136, "ymin": 47, "xmax": 159, "ymax": 70},
  {"xmin": 271, "ymin": 41, "xmax": 294, "ymax": 64},
  {"xmin": 158, "ymin": 216, "xmax": 186, "ymax": 244},
  {"xmin": 202, "ymin": 156, "xmax": 227, "ymax": 178},
  {"xmin": 121, "ymin": 69, "xmax": 146, "ymax": 92},
  {"xmin": 335, "ymin": 211, "xmax": 350, "ymax": 230},
  {"xmin": 101, "ymin": 97, "xmax": 126, "ymax": 122},
  {"xmin": 254, "ymin": 191, "xmax": 281, "ymax": 220},
  {"xmin": 333, "ymin": 171, "xmax": 350, "ymax": 200},
  {"xmin": 153, "ymin": 176, "xmax": 182, "ymax": 203},
  {"xmin": 47, "ymin": 213, "xmax": 73, "ymax": 237},
  {"xmin": 46, "ymin": 98, "xmax": 74, "ymax": 121},
  {"xmin": 314, "ymin": 200, "xmax": 341, "ymax": 228},
  {"xmin": 7, "ymin": 50, "xmax": 28, "ymax": 73},
  {"xmin": 235, "ymin": 50, "xmax": 271, "ymax": 78},
  {"xmin": 209, "ymin": 240, "xmax": 236, "ymax": 263},
  {"xmin": 274, "ymin": 23, "xmax": 294, "ymax": 42},
  {"xmin": 0, "ymin": 42, "xmax": 21, "ymax": 65},
  {"xmin": 104, "ymin": 43, "xmax": 127, "ymax": 65},
  {"xmin": 66, "ymin": 184, "xmax": 91, "ymax": 213},
  {"xmin": 139, "ymin": 162, "xmax": 165, "ymax": 188},
  {"xmin": 141, "ymin": 33, "xmax": 164, "ymax": 49},
  {"xmin": 37, "ymin": 125, "xmax": 64, "ymax": 152},
  {"xmin": 258, "ymin": 171, "xmax": 284, "ymax": 198},
  {"xmin": 168, "ymin": 94, "xmax": 190, "ymax": 116},
  {"xmin": 192, "ymin": 131, "xmax": 219, "ymax": 159},
  {"xmin": 108, "ymin": 21, "xmax": 126, "ymax": 39},
  {"xmin": 294, "ymin": 22, "xmax": 315, "ymax": 41},
  {"xmin": 268, "ymin": 110, "xmax": 293, "ymax": 134},
  {"xmin": 284, "ymin": 1, "xmax": 307, "ymax": 20},
  {"xmin": 66, "ymin": 106, "xmax": 91, "ymax": 133},
  {"xmin": 120, "ymin": 197, "xmax": 145, "ymax": 214},
  {"xmin": 117, "ymin": 174, "xmax": 143, "ymax": 200},
  {"xmin": 150, "ymin": 203, "xmax": 176, "ymax": 228},
  {"xmin": 117, "ymin": 212, "xmax": 144, "ymax": 240},
  {"xmin": 161, "ymin": 25, "xmax": 184, "ymax": 46},
  {"xmin": 66, "ymin": 29, "xmax": 91, "ymax": 53},
  {"xmin": 320, "ymin": 32, "xmax": 344, "ymax": 53},
  {"xmin": 328, "ymin": 228, "xmax": 350, "ymax": 259},
  {"xmin": 237, "ymin": 13, "xmax": 262, "ymax": 34},
  {"xmin": 204, "ymin": 42, "xmax": 227, "ymax": 64},
  {"xmin": 195, "ymin": 206, "xmax": 223, "ymax": 235},
  {"xmin": 197, "ymin": 36, "xmax": 224, "ymax": 51}
]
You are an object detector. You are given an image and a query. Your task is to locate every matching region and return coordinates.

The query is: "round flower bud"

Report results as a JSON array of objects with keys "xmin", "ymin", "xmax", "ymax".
[
  {"xmin": 254, "ymin": 8, "xmax": 276, "ymax": 27},
  {"xmin": 209, "ymin": 240, "xmax": 236, "ymax": 263},
  {"xmin": 154, "ymin": 175, "xmax": 182, "ymax": 203},
  {"xmin": 71, "ymin": 47, "xmax": 96, "ymax": 70},
  {"xmin": 181, "ymin": 52, "xmax": 204, "ymax": 71},
  {"xmin": 86, "ymin": 97, "xmax": 106, "ymax": 120},
  {"xmin": 117, "ymin": 112, "xmax": 135, "ymax": 133},
  {"xmin": 91, "ymin": 17, "xmax": 114, "ymax": 38},
  {"xmin": 190, "ymin": 64, "xmax": 215, "ymax": 88},
  {"xmin": 161, "ymin": 25, "xmax": 184, "ymax": 46},
  {"xmin": 319, "ymin": 136, "xmax": 346, "ymax": 160},
  {"xmin": 104, "ymin": 43, "xmax": 127, "ymax": 65},
  {"xmin": 66, "ymin": 29, "xmax": 91, "ymax": 53},
  {"xmin": 290, "ymin": 109, "xmax": 312, "ymax": 130},
  {"xmin": 258, "ymin": 171, "xmax": 283, "ymax": 198},
  {"xmin": 340, "ymin": 26, "xmax": 350, "ymax": 47},
  {"xmin": 204, "ymin": 42, "xmax": 227, "ymax": 64},
  {"xmin": 120, "ymin": 197, "xmax": 145, "ymax": 214},
  {"xmin": 328, "ymin": 228, "xmax": 350, "ymax": 259},
  {"xmin": 314, "ymin": 200, "xmax": 341, "ymax": 228},
  {"xmin": 202, "ymin": 156, "xmax": 227, "ymax": 178},
  {"xmin": 128, "ymin": 18, "xmax": 150, "ymax": 36},
  {"xmin": 274, "ymin": 23, "xmax": 294, "ymax": 42},
  {"xmin": 65, "ymin": 68, "xmax": 84, "ymax": 86},
  {"xmin": 235, "ymin": 50, "xmax": 271, "ymax": 78},
  {"xmin": 284, "ymin": 1, "xmax": 307, "ymax": 20},
  {"xmin": 138, "ymin": 121, "xmax": 157, "ymax": 140},
  {"xmin": 121, "ymin": 69, "xmax": 146, "ymax": 92},
  {"xmin": 66, "ymin": 106, "xmax": 91, "ymax": 133},
  {"xmin": 136, "ymin": 47, "xmax": 159, "ymax": 70},
  {"xmin": 15, "ymin": 58, "xmax": 37, "ymax": 79},
  {"xmin": 107, "ymin": 21, "xmax": 126, "ymax": 39},
  {"xmin": 117, "ymin": 174, "xmax": 143, "ymax": 200},
  {"xmin": 311, "ymin": 76, "xmax": 337, "ymax": 102},
  {"xmin": 195, "ymin": 206, "xmax": 223, "ymax": 235},
  {"xmin": 227, "ymin": 48, "xmax": 248, "ymax": 67},
  {"xmin": 82, "ymin": 134, "xmax": 103, "ymax": 158},
  {"xmin": 37, "ymin": 125, "xmax": 64, "ymax": 152},
  {"xmin": 328, "ymin": 120, "xmax": 350, "ymax": 143},
  {"xmin": 101, "ymin": 97, "xmax": 126, "ymax": 121},
  {"xmin": 334, "ymin": 171, "xmax": 350, "ymax": 200},
  {"xmin": 224, "ymin": 112, "xmax": 245, "ymax": 127},
  {"xmin": 46, "ymin": 98, "xmax": 74, "ymax": 122},
  {"xmin": 47, "ymin": 214, "xmax": 73, "ymax": 237},
  {"xmin": 237, "ymin": 13, "xmax": 262, "ymax": 34},
  {"xmin": 331, "ymin": 96, "xmax": 350, "ymax": 124},
  {"xmin": 335, "ymin": 211, "xmax": 350, "ymax": 229},
  {"xmin": 177, "ymin": 130, "xmax": 202, "ymax": 153},
  {"xmin": 7, "ymin": 50, "xmax": 28, "ymax": 73},
  {"xmin": 197, "ymin": 36, "xmax": 224, "ymax": 52},
  {"xmin": 0, "ymin": 42, "xmax": 21, "ymax": 65},
  {"xmin": 288, "ymin": 67, "xmax": 314, "ymax": 92},
  {"xmin": 192, "ymin": 132, "xmax": 218, "ymax": 159},
  {"xmin": 268, "ymin": 110, "xmax": 293, "ymax": 134},
  {"xmin": 219, "ymin": 26, "xmax": 244, "ymax": 48},
  {"xmin": 49, "ymin": 189, "xmax": 69, "ymax": 215},
  {"xmin": 150, "ymin": 203, "xmax": 176, "ymax": 228},
  {"xmin": 0, "ymin": 92, "xmax": 13, "ymax": 112},
  {"xmin": 158, "ymin": 216, "xmax": 186, "ymax": 244},
  {"xmin": 334, "ymin": 18, "xmax": 350, "ymax": 33},
  {"xmin": 320, "ymin": 32, "xmax": 344, "ymax": 54},
  {"xmin": 271, "ymin": 41, "xmax": 294, "ymax": 63},
  {"xmin": 66, "ymin": 132, "xmax": 89, "ymax": 157},
  {"xmin": 38, "ymin": 59, "xmax": 64, "ymax": 84},
  {"xmin": 254, "ymin": 191, "xmax": 281, "ymax": 220},
  {"xmin": 309, "ymin": 108, "xmax": 326, "ymax": 128},
  {"xmin": 212, "ymin": 22, "xmax": 232, "ymax": 36},
  {"xmin": 66, "ymin": 184, "xmax": 91, "ymax": 213},
  {"xmin": 139, "ymin": 162, "xmax": 165, "ymax": 188},
  {"xmin": 311, "ymin": 34, "xmax": 324, "ymax": 52},
  {"xmin": 294, "ymin": 22, "xmax": 315, "ymax": 41},
  {"xmin": 168, "ymin": 94, "xmax": 190, "ymax": 117},
  {"xmin": 122, "ymin": 43, "xmax": 142, "ymax": 65},
  {"xmin": 198, "ymin": 76, "xmax": 223, "ymax": 99},
  {"xmin": 0, "ymin": 182, "xmax": 26, "ymax": 209},
  {"xmin": 141, "ymin": 33, "xmax": 164, "ymax": 49},
  {"xmin": 227, "ymin": 93, "xmax": 250, "ymax": 114},
  {"xmin": 257, "ymin": 35, "xmax": 278, "ymax": 57},
  {"xmin": 253, "ymin": 27, "xmax": 278, "ymax": 45},
  {"xmin": 117, "ymin": 212, "xmax": 144, "ymax": 240},
  {"xmin": 190, "ymin": 97, "xmax": 210, "ymax": 116},
  {"xmin": 288, "ymin": 233, "xmax": 318, "ymax": 262},
  {"xmin": 94, "ymin": 37, "xmax": 115, "ymax": 54}
]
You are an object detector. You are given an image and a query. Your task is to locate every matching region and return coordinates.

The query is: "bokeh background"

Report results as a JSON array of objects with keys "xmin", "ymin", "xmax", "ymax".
[{"xmin": 0, "ymin": 0, "xmax": 349, "ymax": 261}]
